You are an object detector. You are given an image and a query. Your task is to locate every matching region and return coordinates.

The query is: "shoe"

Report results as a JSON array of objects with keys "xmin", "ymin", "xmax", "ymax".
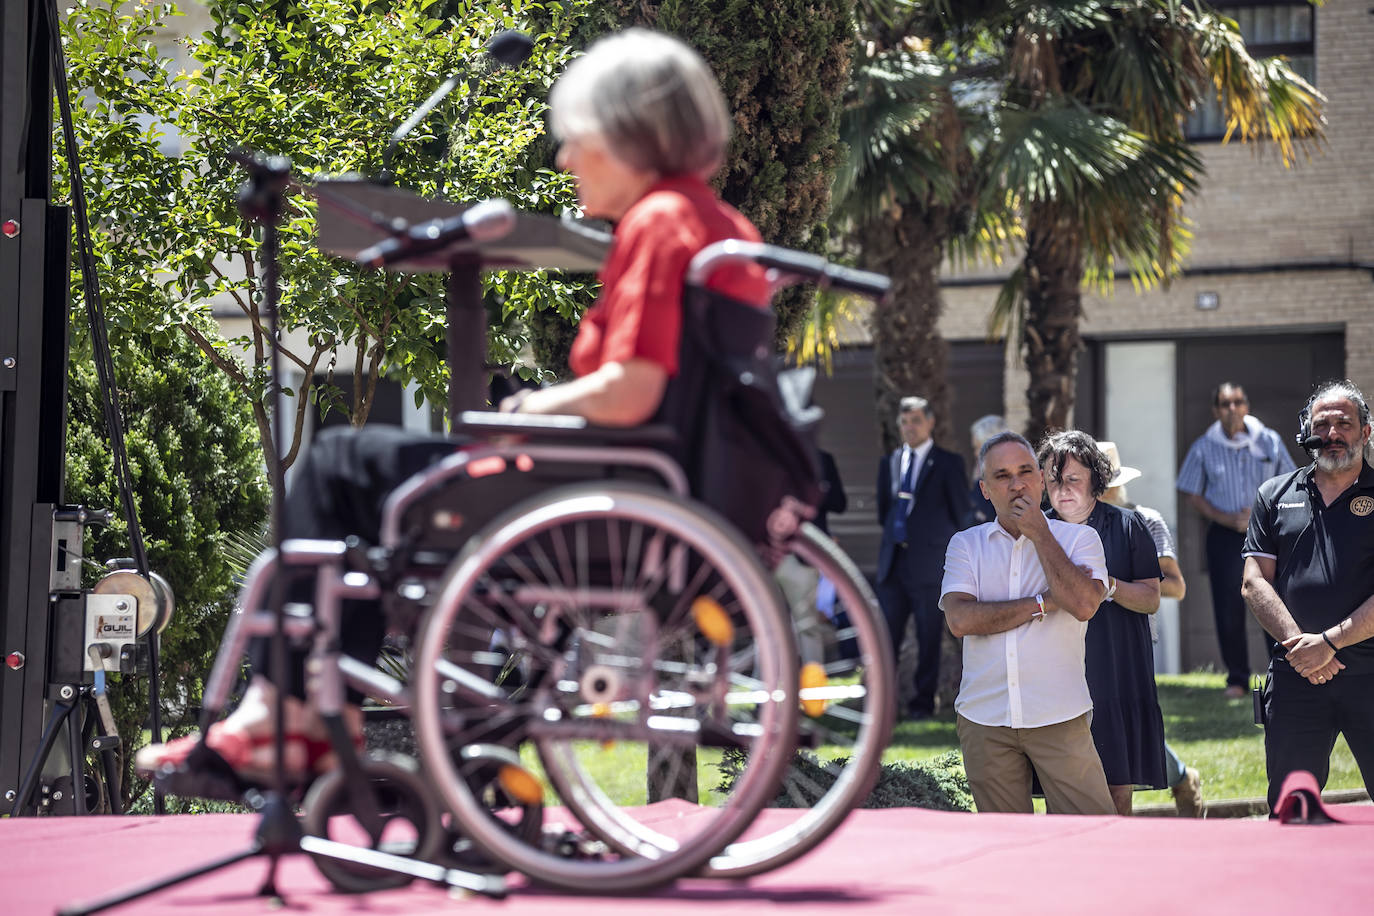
[
  {"xmin": 1172, "ymin": 767, "xmax": 1204, "ymax": 818},
  {"xmin": 1224, "ymin": 685, "xmax": 1246, "ymax": 700},
  {"xmin": 135, "ymin": 722, "xmax": 356, "ymax": 787}
]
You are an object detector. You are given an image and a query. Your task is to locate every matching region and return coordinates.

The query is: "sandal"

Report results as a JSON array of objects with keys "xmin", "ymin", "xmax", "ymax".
[{"xmin": 136, "ymin": 723, "xmax": 363, "ymax": 796}]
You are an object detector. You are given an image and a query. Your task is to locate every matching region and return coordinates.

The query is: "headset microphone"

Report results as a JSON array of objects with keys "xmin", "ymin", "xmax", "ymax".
[{"xmin": 1300, "ymin": 434, "xmax": 1327, "ymax": 451}]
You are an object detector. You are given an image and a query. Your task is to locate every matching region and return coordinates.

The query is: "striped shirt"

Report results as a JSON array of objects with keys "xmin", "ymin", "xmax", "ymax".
[
  {"xmin": 1133, "ymin": 505, "xmax": 1175, "ymax": 559},
  {"xmin": 1131, "ymin": 503, "xmax": 1175, "ymax": 645},
  {"xmin": 1176, "ymin": 423, "xmax": 1294, "ymax": 514}
]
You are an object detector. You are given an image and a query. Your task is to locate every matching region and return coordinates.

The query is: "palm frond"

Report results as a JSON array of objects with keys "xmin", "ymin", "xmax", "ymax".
[
  {"xmin": 1074, "ymin": 131, "xmax": 1201, "ymax": 285},
  {"xmin": 1192, "ymin": 10, "xmax": 1326, "ymax": 165},
  {"xmin": 221, "ymin": 522, "xmax": 270, "ymax": 581},
  {"xmin": 786, "ymin": 287, "xmax": 867, "ymax": 373},
  {"xmin": 984, "ymin": 102, "xmax": 1144, "ymax": 205},
  {"xmin": 834, "ymin": 47, "xmax": 964, "ymax": 223},
  {"xmin": 987, "ymin": 262, "xmax": 1026, "ymax": 340},
  {"xmin": 1083, "ymin": 3, "xmax": 1210, "ymax": 137}
]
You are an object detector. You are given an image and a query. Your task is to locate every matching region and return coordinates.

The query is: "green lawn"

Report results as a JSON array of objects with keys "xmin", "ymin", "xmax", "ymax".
[{"xmin": 882, "ymin": 671, "xmax": 1367, "ymax": 805}]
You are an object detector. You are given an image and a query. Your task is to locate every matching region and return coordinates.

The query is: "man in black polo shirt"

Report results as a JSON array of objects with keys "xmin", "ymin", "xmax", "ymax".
[{"xmin": 1241, "ymin": 380, "xmax": 1374, "ymax": 812}]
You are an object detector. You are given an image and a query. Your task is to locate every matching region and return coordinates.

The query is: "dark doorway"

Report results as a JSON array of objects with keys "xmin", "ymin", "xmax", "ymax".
[
  {"xmin": 1173, "ymin": 330, "xmax": 1345, "ymax": 675},
  {"xmin": 312, "ymin": 374, "xmax": 407, "ymax": 431}
]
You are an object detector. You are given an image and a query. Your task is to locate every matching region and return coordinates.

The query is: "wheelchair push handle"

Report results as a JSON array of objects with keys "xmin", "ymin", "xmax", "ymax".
[{"xmin": 686, "ymin": 239, "xmax": 890, "ymax": 301}]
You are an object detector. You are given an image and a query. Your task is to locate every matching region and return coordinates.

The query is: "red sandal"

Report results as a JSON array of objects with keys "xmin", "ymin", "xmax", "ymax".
[{"xmin": 136, "ymin": 723, "xmax": 363, "ymax": 789}]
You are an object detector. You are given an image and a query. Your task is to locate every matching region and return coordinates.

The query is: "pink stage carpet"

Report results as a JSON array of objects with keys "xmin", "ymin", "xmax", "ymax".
[{"xmin": 5, "ymin": 804, "xmax": 1371, "ymax": 915}]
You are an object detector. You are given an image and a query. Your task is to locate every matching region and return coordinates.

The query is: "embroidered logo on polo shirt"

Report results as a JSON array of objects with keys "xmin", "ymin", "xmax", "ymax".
[{"xmin": 1351, "ymin": 496, "xmax": 1374, "ymax": 517}]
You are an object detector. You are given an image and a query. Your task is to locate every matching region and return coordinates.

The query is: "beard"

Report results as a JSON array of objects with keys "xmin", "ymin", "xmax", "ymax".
[{"xmin": 1315, "ymin": 437, "xmax": 1369, "ymax": 473}]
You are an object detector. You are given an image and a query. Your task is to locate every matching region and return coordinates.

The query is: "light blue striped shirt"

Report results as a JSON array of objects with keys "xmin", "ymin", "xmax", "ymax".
[{"xmin": 1176, "ymin": 422, "xmax": 1295, "ymax": 514}]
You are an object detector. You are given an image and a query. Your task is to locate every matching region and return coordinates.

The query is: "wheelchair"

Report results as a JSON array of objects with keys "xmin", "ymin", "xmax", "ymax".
[{"xmin": 166, "ymin": 240, "xmax": 894, "ymax": 893}]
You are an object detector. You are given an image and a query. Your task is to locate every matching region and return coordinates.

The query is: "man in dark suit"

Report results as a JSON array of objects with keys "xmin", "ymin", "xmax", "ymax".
[{"xmin": 876, "ymin": 396, "xmax": 969, "ymax": 719}]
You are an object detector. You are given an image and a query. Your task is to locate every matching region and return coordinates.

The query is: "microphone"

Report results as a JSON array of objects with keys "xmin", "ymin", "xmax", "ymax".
[
  {"xmin": 485, "ymin": 28, "xmax": 536, "ymax": 66},
  {"xmin": 1300, "ymin": 434, "xmax": 1328, "ymax": 451},
  {"xmin": 356, "ymin": 198, "xmax": 517, "ymax": 268},
  {"xmin": 379, "ymin": 30, "xmax": 535, "ymax": 181}
]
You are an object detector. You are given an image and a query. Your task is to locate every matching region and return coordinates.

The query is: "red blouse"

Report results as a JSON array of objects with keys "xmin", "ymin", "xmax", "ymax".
[{"xmin": 567, "ymin": 175, "xmax": 769, "ymax": 379}]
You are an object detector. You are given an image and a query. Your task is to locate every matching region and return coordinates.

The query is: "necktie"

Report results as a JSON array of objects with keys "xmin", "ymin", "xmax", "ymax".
[{"xmin": 889, "ymin": 453, "xmax": 918, "ymax": 545}]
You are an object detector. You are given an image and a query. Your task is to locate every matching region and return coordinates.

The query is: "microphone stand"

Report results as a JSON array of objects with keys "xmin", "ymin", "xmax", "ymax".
[{"xmin": 59, "ymin": 151, "xmax": 501, "ymax": 915}]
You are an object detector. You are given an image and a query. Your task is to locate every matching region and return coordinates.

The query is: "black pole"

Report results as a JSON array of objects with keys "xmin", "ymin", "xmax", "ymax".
[
  {"xmin": 0, "ymin": 0, "xmax": 72, "ymax": 806},
  {"xmin": 38, "ymin": 0, "xmax": 164, "ymax": 813},
  {"xmin": 446, "ymin": 259, "xmax": 487, "ymax": 423}
]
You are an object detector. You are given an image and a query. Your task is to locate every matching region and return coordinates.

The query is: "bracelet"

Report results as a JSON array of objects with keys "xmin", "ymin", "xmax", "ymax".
[
  {"xmin": 1031, "ymin": 593, "xmax": 1046, "ymax": 622},
  {"xmin": 1321, "ymin": 631, "xmax": 1338, "ymax": 653},
  {"xmin": 1104, "ymin": 576, "xmax": 1118, "ymax": 603}
]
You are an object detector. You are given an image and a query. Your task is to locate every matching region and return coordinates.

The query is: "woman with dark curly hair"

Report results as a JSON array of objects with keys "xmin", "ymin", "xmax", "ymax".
[{"xmin": 1038, "ymin": 430, "xmax": 1167, "ymax": 815}]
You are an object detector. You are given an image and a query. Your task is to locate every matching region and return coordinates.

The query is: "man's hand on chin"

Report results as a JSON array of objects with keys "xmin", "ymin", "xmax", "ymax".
[{"xmin": 1011, "ymin": 495, "xmax": 1049, "ymax": 538}]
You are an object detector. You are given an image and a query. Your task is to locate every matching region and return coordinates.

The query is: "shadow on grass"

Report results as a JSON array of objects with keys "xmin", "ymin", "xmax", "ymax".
[
  {"xmin": 887, "ymin": 716, "xmax": 960, "ymax": 751},
  {"xmin": 1155, "ymin": 679, "xmax": 1262, "ymax": 742}
]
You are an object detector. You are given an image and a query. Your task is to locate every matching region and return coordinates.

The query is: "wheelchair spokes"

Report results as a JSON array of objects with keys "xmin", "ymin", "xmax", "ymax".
[{"xmin": 413, "ymin": 482, "xmax": 798, "ymax": 891}]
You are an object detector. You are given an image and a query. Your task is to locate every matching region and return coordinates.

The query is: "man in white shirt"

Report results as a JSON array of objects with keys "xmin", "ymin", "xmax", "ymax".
[{"xmin": 941, "ymin": 431, "xmax": 1115, "ymax": 815}]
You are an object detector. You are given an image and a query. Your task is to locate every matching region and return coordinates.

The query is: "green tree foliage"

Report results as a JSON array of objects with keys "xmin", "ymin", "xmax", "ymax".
[
  {"xmin": 579, "ymin": 0, "xmax": 853, "ymax": 347},
  {"xmin": 60, "ymin": 0, "xmax": 596, "ymax": 472},
  {"xmin": 65, "ymin": 328, "xmax": 269, "ymax": 808}
]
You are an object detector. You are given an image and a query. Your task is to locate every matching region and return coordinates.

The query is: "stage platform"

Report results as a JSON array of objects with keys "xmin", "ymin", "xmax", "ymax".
[{"xmin": 5, "ymin": 803, "xmax": 1369, "ymax": 915}]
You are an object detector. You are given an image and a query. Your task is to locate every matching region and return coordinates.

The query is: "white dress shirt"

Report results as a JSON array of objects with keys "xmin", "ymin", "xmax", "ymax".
[
  {"xmin": 940, "ymin": 518, "xmax": 1107, "ymax": 729},
  {"xmin": 898, "ymin": 439, "xmax": 935, "ymax": 496}
]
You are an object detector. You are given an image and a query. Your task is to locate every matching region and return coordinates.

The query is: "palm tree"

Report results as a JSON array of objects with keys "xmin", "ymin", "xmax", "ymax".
[
  {"xmin": 963, "ymin": 0, "xmax": 1326, "ymax": 441},
  {"xmin": 835, "ymin": 7, "xmax": 995, "ymax": 449}
]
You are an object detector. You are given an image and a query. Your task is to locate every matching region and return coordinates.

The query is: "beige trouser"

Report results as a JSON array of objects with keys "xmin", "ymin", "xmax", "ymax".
[
  {"xmin": 774, "ymin": 553, "xmax": 825, "ymax": 664},
  {"xmin": 956, "ymin": 712, "xmax": 1115, "ymax": 815}
]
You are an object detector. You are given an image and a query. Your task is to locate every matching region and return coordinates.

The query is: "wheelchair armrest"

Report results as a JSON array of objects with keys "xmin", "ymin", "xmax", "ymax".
[{"xmin": 455, "ymin": 411, "xmax": 679, "ymax": 448}]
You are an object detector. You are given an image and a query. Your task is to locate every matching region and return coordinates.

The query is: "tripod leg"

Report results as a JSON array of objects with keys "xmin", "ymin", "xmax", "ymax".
[
  {"xmin": 57, "ymin": 845, "xmax": 263, "ymax": 916},
  {"xmin": 250, "ymin": 790, "xmax": 302, "ymax": 899},
  {"xmin": 68, "ymin": 694, "xmax": 89, "ymax": 815},
  {"xmin": 9, "ymin": 696, "xmax": 76, "ymax": 816},
  {"xmin": 95, "ymin": 731, "xmax": 123, "ymax": 815}
]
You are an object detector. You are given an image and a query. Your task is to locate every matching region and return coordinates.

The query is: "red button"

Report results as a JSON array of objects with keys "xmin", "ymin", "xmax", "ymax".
[
  {"xmin": 5, "ymin": 652, "xmax": 24, "ymax": 670},
  {"xmin": 1, "ymin": 219, "xmax": 18, "ymax": 239}
]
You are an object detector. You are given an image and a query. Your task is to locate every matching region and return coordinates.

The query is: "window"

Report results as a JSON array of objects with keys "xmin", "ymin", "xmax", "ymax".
[{"xmin": 1185, "ymin": 2, "xmax": 1315, "ymax": 140}]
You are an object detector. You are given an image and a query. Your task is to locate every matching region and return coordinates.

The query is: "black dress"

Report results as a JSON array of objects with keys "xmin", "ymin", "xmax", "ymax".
[{"xmin": 1077, "ymin": 500, "xmax": 1168, "ymax": 789}]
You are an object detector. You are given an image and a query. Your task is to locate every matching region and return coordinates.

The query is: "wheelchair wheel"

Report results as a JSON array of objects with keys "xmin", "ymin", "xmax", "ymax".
[
  {"xmin": 301, "ymin": 752, "xmax": 444, "ymax": 893},
  {"xmin": 697, "ymin": 522, "xmax": 896, "ymax": 877},
  {"xmin": 412, "ymin": 482, "xmax": 799, "ymax": 892}
]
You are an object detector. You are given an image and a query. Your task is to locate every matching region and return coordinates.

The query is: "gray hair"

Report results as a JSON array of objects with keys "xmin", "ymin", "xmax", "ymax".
[
  {"xmin": 970, "ymin": 414, "xmax": 1009, "ymax": 451},
  {"xmin": 978, "ymin": 430, "xmax": 1036, "ymax": 481},
  {"xmin": 898, "ymin": 396, "xmax": 931, "ymax": 418},
  {"xmin": 1304, "ymin": 379, "xmax": 1373, "ymax": 459},
  {"xmin": 548, "ymin": 29, "xmax": 731, "ymax": 177}
]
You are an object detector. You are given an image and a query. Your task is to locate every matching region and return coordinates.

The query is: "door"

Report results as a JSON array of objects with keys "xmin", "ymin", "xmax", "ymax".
[{"xmin": 1173, "ymin": 331, "xmax": 1345, "ymax": 675}]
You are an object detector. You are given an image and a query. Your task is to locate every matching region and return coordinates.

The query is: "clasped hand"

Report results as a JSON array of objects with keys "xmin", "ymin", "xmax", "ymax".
[{"xmin": 1283, "ymin": 632, "xmax": 1344, "ymax": 686}]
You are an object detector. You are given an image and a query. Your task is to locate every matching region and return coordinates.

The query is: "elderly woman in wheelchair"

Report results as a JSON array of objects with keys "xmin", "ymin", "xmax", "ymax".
[{"xmin": 137, "ymin": 28, "xmax": 892, "ymax": 892}]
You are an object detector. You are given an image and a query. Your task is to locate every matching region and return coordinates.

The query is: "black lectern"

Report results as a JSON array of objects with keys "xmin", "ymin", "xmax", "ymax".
[{"xmin": 310, "ymin": 178, "xmax": 610, "ymax": 421}]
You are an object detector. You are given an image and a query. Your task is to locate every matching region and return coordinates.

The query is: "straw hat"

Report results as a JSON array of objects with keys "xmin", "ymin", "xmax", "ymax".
[{"xmin": 1098, "ymin": 441, "xmax": 1142, "ymax": 489}]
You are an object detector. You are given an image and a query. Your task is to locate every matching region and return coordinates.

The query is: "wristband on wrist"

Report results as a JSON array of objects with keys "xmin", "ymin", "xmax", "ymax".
[
  {"xmin": 1104, "ymin": 576, "xmax": 1118, "ymax": 603},
  {"xmin": 1321, "ymin": 631, "xmax": 1338, "ymax": 653},
  {"xmin": 1031, "ymin": 593, "xmax": 1046, "ymax": 622}
]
